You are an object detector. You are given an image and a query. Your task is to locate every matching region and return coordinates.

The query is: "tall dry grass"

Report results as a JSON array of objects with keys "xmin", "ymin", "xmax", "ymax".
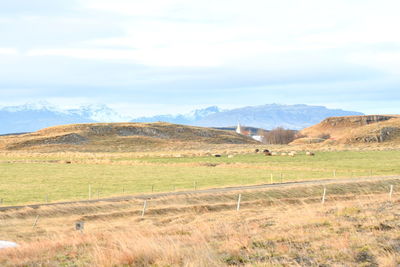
[{"xmin": 0, "ymin": 181, "xmax": 400, "ymax": 266}]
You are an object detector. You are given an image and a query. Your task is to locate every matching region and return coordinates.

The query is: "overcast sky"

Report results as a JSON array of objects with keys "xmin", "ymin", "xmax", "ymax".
[{"xmin": 0, "ymin": 0, "xmax": 399, "ymax": 116}]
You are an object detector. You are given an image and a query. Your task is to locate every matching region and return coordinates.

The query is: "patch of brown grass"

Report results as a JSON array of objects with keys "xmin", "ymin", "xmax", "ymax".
[{"xmin": 1, "ymin": 180, "xmax": 400, "ymax": 266}]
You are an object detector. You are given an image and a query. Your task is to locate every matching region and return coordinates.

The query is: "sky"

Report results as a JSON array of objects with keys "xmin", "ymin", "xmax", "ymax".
[{"xmin": 0, "ymin": 0, "xmax": 399, "ymax": 116}]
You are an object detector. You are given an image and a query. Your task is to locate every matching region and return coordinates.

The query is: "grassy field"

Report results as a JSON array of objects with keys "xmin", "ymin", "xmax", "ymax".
[
  {"xmin": 0, "ymin": 180, "xmax": 399, "ymax": 266},
  {"xmin": 0, "ymin": 150, "xmax": 400, "ymax": 205}
]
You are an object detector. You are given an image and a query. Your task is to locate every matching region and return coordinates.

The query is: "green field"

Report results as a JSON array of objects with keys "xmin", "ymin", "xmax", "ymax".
[{"xmin": 0, "ymin": 150, "xmax": 399, "ymax": 205}]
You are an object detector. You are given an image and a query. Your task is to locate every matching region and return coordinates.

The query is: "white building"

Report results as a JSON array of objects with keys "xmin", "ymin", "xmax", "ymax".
[{"xmin": 236, "ymin": 122, "xmax": 242, "ymax": 134}]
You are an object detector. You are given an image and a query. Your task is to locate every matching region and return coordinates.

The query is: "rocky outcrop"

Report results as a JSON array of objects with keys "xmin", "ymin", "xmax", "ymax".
[{"xmin": 321, "ymin": 115, "xmax": 395, "ymax": 127}]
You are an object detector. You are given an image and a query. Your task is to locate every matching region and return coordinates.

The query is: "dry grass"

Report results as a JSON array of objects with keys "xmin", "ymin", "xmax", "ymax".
[
  {"xmin": 1, "ymin": 180, "xmax": 400, "ymax": 266},
  {"xmin": 0, "ymin": 122, "xmax": 258, "ymax": 152}
]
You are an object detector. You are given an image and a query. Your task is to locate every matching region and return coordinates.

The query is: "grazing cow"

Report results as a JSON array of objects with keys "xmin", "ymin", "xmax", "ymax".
[
  {"xmin": 271, "ymin": 152, "xmax": 278, "ymax": 156},
  {"xmin": 264, "ymin": 152, "xmax": 272, "ymax": 156},
  {"xmin": 306, "ymin": 151, "xmax": 315, "ymax": 156},
  {"xmin": 288, "ymin": 152, "xmax": 295, "ymax": 157},
  {"xmin": 214, "ymin": 154, "xmax": 222, "ymax": 157},
  {"xmin": 281, "ymin": 152, "xmax": 287, "ymax": 156},
  {"xmin": 263, "ymin": 149, "xmax": 270, "ymax": 153},
  {"xmin": 255, "ymin": 149, "xmax": 260, "ymax": 153}
]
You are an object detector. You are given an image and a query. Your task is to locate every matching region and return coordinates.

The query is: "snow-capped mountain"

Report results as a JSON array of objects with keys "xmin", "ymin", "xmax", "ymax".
[
  {"xmin": 132, "ymin": 104, "xmax": 364, "ymax": 130},
  {"xmin": 132, "ymin": 106, "xmax": 221, "ymax": 124},
  {"xmin": 68, "ymin": 104, "xmax": 129, "ymax": 122},
  {"xmin": 0, "ymin": 102, "xmax": 364, "ymax": 134},
  {"xmin": 0, "ymin": 103, "xmax": 127, "ymax": 134}
]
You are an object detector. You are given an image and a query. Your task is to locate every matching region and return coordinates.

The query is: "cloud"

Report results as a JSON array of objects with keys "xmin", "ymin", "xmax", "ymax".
[
  {"xmin": 0, "ymin": 0, "xmax": 400, "ymax": 114},
  {"xmin": 0, "ymin": 48, "xmax": 19, "ymax": 55}
]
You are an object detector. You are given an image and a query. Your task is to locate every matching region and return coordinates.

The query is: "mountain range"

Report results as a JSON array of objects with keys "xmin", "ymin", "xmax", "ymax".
[
  {"xmin": 132, "ymin": 104, "xmax": 364, "ymax": 130},
  {"xmin": 0, "ymin": 102, "xmax": 363, "ymax": 134}
]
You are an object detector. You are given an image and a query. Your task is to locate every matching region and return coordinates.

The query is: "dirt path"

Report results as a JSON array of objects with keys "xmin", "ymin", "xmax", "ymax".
[{"xmin": 0, "ymin": 175, "xmax": 399, "ymax": 211}]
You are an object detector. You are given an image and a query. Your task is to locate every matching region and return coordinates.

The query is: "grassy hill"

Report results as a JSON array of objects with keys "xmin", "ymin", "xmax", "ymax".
[
  {"xmin": 292, "ymin": 115, "xmax": 400, "ymax": 145},
  {"xmin": 0, "ymin": 122, "xmax": 258, "ymax": 152}
]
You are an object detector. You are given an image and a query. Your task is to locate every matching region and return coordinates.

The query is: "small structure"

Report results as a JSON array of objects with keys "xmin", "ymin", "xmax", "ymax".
[{"xmin": 236, "ymin": 122, "xmax": 242, "ymax": 134}]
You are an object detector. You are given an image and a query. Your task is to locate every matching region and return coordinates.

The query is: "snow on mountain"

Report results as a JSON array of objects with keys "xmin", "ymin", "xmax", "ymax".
[
  {"xmin": 0, "ymin": 103, "xmax": 127, "ymax": 134},
  {"xmin": 132, "ymin": 106, "xmax": 221, "ymax": 124},
  {"xmin": 132, "ymin": 104, "xmax": 364, "ymax": 130},
  {"xmin": 68, "ymin": 104, "xmax": 129, "ymax": 122}
]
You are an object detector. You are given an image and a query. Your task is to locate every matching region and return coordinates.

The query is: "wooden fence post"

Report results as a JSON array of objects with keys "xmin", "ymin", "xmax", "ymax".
[
  {"xmin": 32, "ymin": 215, "xmax": 39, "ymax": 228},
  {"xmin": 270, "ymin": 174, "xmax": 273, "ymax": 184},
  {"xmin": 236, "ymin": 194, "xmax": 241, "ymax": 211},
  {"xmin": 194, "ymin": 181, "xmax": 197, "ymax": 190}
]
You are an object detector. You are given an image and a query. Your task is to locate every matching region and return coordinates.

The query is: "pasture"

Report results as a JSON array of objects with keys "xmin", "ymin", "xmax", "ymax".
[{"xmin": 0, "ymin": 150, "xmax": 400, "ymax": 205}]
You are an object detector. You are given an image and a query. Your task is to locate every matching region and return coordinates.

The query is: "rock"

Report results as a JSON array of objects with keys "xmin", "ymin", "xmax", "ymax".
[{"xmin": 0, "ymin": 241, "xmax": 18, "ymax": 249}]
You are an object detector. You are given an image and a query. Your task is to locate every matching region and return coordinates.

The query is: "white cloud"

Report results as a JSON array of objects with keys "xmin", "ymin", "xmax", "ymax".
[{"xmin": 0, "ymin": 48, "xmax": 19, "ymax": 55}]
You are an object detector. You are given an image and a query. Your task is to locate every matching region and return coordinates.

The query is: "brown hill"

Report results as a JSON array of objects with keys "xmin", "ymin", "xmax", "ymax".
[
  {"xmin": 0, "ymin": 122, "xmax": 258, "ymax": 152},
  {"xmin": 293, "ymin": 115, "xmax": 400, "ymax": 145}
]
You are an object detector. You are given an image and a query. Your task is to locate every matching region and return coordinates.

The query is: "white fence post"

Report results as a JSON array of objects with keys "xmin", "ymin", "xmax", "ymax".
[
  {"xmin": 88, "ymin": 185, "xmax": 92, "ymax": 200},
  {"xmin": 236, "ymin": 194, "xmax": 241, "ymax": 211},
  {"xmin": 389, "ymin": 185, "xmax": 394, "ymax": 201},
  {"xmin": 270, "ymin": 174, "xmax": 273, "ymax": 184},
  {"xmin": 141, "ymin": 200, "xmax": 147, "ymax": 217},
  {"xmin": 321, "ymin": 187, "xmax": 326, "ymax": 204}
]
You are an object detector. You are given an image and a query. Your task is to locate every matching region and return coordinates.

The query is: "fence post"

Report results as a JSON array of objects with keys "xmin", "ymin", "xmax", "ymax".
[
  {"xmin": 45, "ymin": 194, "xmax": 48, "ymax": 203},
  {"xmin": 236, "ymin": 194, "xmax": 241, "ymax": 211},
  {"xmin": 333, "ymin": 170, "xmax": 336, "ymax": 177},
  {"xmin": 32, "ymin": 215, "xmax": 39, "ymax": 228},
  {"xmin": 151, "ymin": 185, "xmax": 154, "ymax": 192},
  {"xmin": 321, "ymin": 187, "xmax": 326, "ymax": 204},
  {"xmin": 389, "ymin": 185, "xmax": 394, "ymax": 201},
  {"xmin": 0, "ymin": 198, "xmax": 3, "ymax": 205},
  {"xmin": 280, "ymin": 173, "xmax": 283, "ymax": 183},
  {"xmin": 88, "ymin": 185, "xmax": 92, "ymax": 200},
  {"xmin": 194, "ymin": 181, "xmax": 197, "ymax": 190},
  {"xmin": 270, "ymin": 174, "xmax": 273, "ymax": 184},
  {"xmin": 141, "ymin": 200, "xmax": 147, "ymax": 217}
]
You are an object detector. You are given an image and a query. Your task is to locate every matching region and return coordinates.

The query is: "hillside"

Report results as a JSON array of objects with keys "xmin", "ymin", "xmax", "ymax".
[
  {"xmin": 294, "ymin": 115, "xmax": 400, "ymax": 145},
  {"xmin": 0, "ymin": 122, "xmax": 258, "ymax": 152}
]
